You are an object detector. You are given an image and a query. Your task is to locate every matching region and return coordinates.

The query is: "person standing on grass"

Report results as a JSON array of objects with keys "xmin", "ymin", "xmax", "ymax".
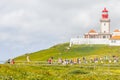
[
  {"xmin": 83, "ymin": 57, "xmax": 86, "ymax": 63},
  {"xmin": 11, "ymin": 59, "xmax": 15, "ymax": 64},
  {"xmin": 48, "ymin": 57, "xmax": 53, "ymax": 64},
  {"xmin": 58, "ymin": 58, "xmax": 62, "ymax": 64},
  {"xmin": 7, "ymin": 59, "xmax": 11, "ymax": 64},
  {"xmin": 77, "ymin": 58, "xmax": 81, "ymax": 64},
  {"xmin": 70, "ymin": 59, "xmax": 73, "ymax": 65}
]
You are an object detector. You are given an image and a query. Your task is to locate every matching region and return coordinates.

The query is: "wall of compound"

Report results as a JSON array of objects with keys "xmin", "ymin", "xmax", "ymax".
[{"xmin": 70, "ymin": 38, "xmax": 110, "ymax": 47}]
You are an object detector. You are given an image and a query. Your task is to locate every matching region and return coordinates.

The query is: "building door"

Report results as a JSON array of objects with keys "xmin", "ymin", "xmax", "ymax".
[{"xmin": 103, "ymin": 35, "xmax": 106, "ymax": 38}]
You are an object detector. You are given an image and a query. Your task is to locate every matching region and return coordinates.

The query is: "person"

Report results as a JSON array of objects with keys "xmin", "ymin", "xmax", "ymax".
[
  {"xmin": 73, "ymin": 58, "xmax": 77, "ymax": 64},
  {"xmin": 11, "ymin": 59, "xmax": 15, "ymax": 64},
  {"xmin": 77, "ymin": 58, "xmax": 81, "ymax": 64},
  {"xmin": 114, "ymin": 59, "xmax": 117, "ymax": 63},
  {"xmin": 83, "ymin": 57, "xmax": 86, "ymax": 63},
  {"xmin": 109, "ymin": 60, "xmax": 112, "ymax": 63},
  {"xmin": 90, "ymin": 58, "xmax": 93, "ymax": 63},
  {"xmin": 58, "ymin": 58, "xmax": 62, "ymax": 64},
  {"xmin": 100, "ymin": 57, "xmax": 103, "ymax": 63},
  {"xmin": 70, "ymin": 59, "xmax": 73, "ymax": 65},
  {"xmin": 48, "ymin": 57, "xmax": 53, "ymax": 64},
  {"xmin": 62, "ymin": 59, "xmax": 67, "ymax": 65},
  {"xmin": 94, "ymin": 57, "xmax": 98, "ymax": 63},
  {"xmin": 7, "ymin": 59, "xmax": 11, "ymax": 64}
]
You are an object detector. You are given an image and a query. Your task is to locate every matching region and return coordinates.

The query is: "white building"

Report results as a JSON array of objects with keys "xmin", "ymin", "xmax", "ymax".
[
  {"xmin": 70, "ymin": 8, "xmax": 120, "ymax": 47},
  {"xmin": 109, "ymin": 29, "xmax": 120, "ymax": 46}
]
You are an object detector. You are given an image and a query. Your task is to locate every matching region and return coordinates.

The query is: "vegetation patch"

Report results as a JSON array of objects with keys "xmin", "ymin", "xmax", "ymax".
[{"xmin": 69, "ymin": 69, "xmax": 89, "ymax": 74}]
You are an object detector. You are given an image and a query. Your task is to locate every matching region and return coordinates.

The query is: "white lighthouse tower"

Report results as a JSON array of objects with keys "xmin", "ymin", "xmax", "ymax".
[{"xmin": 100, "ymin": 8, "xmax": 111, "ymax": 38}]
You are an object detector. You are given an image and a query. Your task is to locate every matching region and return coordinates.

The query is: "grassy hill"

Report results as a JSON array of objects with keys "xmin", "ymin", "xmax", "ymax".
[
  {"xmin": 14, "ymin": 43, "xmax": 120, "ymax": 61},
  {"xmin": 2, "ymin": 43, "xmax": 120, "ymax": 80}
]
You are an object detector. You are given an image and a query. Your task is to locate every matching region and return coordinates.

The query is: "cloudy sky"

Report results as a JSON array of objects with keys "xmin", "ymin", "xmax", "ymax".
[{"xmin": 0, "ymin": 0, "xmax": 120, "ymax": 61}]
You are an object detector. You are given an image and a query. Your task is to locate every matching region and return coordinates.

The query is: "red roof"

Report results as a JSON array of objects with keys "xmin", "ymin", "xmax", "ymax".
[
  {"xmin": 88, "ymin": 29, "xmax": 97, "ymax": 33},
  {"xmin": 110, "ymin": 36, "xmax": 120, "ymax": 40},
  {"xmin": 102, "ymin": 8, "xmax": 108, "ymax": 12},
  {"xmin": 114, "ymin": 29, "xmax": 120, "ymax": 32}
]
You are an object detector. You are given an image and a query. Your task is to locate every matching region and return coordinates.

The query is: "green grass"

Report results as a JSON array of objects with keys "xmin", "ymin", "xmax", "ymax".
[
  {"xmin": 0, "ymin": 64, "xmax": 120, "ymax": 80},
  {"xmin": 14, "ymin": 43, "xmax": 120, "ymax": 61}
]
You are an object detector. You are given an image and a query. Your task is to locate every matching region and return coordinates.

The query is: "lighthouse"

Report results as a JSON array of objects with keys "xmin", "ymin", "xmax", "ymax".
[
  {"xmin": 70, "ymin": 8, "xmax": 120, "ymax": 46},
  {"xmin": 100, "ymin": 8, "xmax": 111, "ymax": 38}
]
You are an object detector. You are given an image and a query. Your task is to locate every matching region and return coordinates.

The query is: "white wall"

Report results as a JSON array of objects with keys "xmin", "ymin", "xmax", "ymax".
[
  {"xmin": 109, "ymin": 40, "xmax": 120, "ymax": 46},
  {"xmin": 101, "ymin": 22, "xmax": 110, "ymax": 33},
  {"xmin": 112, "ymin": 32, "xmax": 120, "ymax": 36},
  {"xmin": 70, "ymin": 38, "xmax": 110, "ymax": 47}
]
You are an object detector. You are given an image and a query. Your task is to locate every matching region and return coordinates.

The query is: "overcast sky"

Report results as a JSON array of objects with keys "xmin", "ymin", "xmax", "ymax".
[{"xmin": 0, "ymin": 0, "xmax": 120, "ymax": 61}]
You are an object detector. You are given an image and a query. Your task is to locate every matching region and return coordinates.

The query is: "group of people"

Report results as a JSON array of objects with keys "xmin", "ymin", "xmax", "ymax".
[
  {"xmin": 48, "ymin": 55, "xmax": 119, "ymax": 65},
  {"xmin": 7, "ymin": 55, "xmax": 119, "ymax": 65},
  {"xmin": 7, "ymin": 55, "xmax": 30, "ymax": 64}
]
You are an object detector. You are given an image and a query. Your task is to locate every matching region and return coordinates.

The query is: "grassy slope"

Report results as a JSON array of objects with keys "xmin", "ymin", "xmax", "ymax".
[
  {"xmin": 15, "ymin": 43, "xmax": 120, "ymax": 61},
  {"xmin": 3, "ymin": 43, "xmax": 120, "ymax": 80}
]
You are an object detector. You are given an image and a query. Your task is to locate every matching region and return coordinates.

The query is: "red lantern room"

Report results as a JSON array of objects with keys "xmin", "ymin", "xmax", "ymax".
[{"xmin": 102, "ymin": 8, "xmax": 109, "ymax": 19}]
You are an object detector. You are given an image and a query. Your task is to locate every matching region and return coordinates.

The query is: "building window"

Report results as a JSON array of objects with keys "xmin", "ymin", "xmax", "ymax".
[
  {"xmin": 103, "ymin": 36, "xmax": 106, "ymax": 38},
  {"xmin": 111, "ymin": 40, "xmax": 116, "ymax": 43},
  {"xmin": 104, "ymin": 23, "xmax": 106, "ymax": 26}
]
